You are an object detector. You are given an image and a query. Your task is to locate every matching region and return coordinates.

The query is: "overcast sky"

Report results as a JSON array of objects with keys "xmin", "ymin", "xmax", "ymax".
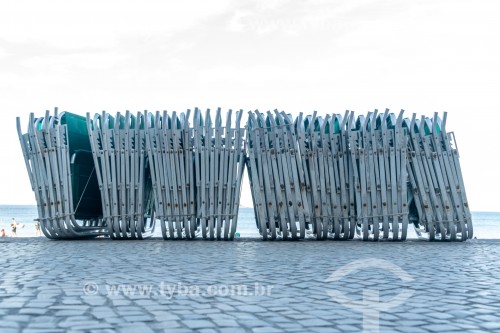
[{"xmin": 1, "ymin": 0, "xmax": 499, "ymax": 211}]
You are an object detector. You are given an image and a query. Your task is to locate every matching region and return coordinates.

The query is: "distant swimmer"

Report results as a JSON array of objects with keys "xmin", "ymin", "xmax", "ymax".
[
  {"xmin": 35, "ymin": 221, "xmax": 41, "ymax": 237},
  {"xmin": 11, "ymin": 218, "xmax": 17, "ymax": 237},
  {"xmin": 0, "ymin": 229, "xmax": 6, "ymax": 237}
]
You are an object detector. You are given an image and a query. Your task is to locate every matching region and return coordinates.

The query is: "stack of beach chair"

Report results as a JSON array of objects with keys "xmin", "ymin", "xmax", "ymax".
[
  {"xmin": 247, "ymin": 111, "xmax": 310, "ymax": 240},
  {"xmin": 347, "ymin": 110, "xmax": 409, "ymax": 241},
  {"xmin": 145, "ymin": 108, "xmax": 245, "ymax": 240},
  {"xmin": 16, "ymin": 107, "xmax": 472, "ymax": 241},
  {"xmin": 17, "ymin": 108, "xmax": 246, "ymax": 240},
  {"xmin": 405, "ymin": 113, "xmax": 472, "ymax": 241},
  {"xmin": 87, "ymin": 111, "xmax": 155, "ymax": 239},
  {"xmin": 189, "ymin": 108, "xmax": 246, "ymax": 240},
  {"xmin": 145, "ymin": 110, "xmax": 197, "ymax": 239},
  {"xmin": 16, "ymin": 110, "xmax": 107, "ymax": 239},
  {"xmin": 247, "ymin": 109, "xmax": 410, "ymax": 241}
]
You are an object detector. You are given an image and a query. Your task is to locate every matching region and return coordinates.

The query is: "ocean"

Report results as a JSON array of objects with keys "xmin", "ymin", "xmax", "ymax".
[{"xmin": 1, "ymin": 205, "xmax": 498, "ymax": 239}]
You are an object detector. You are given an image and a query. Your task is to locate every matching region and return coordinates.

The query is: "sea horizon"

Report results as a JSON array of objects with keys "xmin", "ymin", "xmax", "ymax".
[{"xmin": 1, "ymin": 204, "xmax": 498, "ymax": 240}]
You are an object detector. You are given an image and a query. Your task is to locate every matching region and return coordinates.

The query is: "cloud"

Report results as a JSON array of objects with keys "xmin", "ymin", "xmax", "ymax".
[
  {"xmin": 223, "ymin": 0, "xmax": 414, "ymax": 36},
  {"xmin": 0, "ymin": 1, "xmax": 232, "ymax": 49}
]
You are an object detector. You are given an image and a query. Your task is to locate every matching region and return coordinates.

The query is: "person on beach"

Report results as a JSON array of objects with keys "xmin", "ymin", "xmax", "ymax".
[
  {"xmin": 11, "ymin": 218, "xmax": 17, "ymax": 237},
  {"xmin": 35, "ymin": 221, "xmax": 41, "ymax": 236},
  {"xmin": 0, "ymin": 229, "xmax": 6, "ymax": 237}
]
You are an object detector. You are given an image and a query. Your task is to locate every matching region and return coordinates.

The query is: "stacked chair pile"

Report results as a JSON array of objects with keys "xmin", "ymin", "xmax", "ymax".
[
  {"xmin": 87, "ymin": 111, "xmax": 155, "ymax": 239},
  {"xmin": 247, "ymin": 109, "xmax": 472, "ymax": 241},
  {"xmin": 247, "ymin": 109, "xmax": 410, "ymax": 240},
  {"xmin": 17, "ymin": 108, "xmax": 246, "ymax": 240},
  {"xmin": 16, "ymin": 110, "xmax": 106, "ymax": 238},
  {"xmin": 145, "ymin": 108, "xmax": 245, "ymax": 240},
  {"xmin": 17, "ymin": 107, "xmax": 472, "ymax": 241},
  {"xmin": 404, "ymin": 113, "xmax": 472, "ymax": 241}
]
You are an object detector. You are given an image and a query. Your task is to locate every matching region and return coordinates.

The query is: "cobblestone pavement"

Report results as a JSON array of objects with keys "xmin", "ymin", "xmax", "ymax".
[{"xmin": 1, "ymin": 237, "xmax": 500, "ymax": 333}]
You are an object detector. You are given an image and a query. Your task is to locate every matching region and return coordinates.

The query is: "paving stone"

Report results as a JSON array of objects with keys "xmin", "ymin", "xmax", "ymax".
[
  {"xmin": 475, "ymin": 314, "xmax": 500, "ymax": 321},
  {"xmin": 479, "ymin": 322, "xmax": 500, "ymax": 330},
  {"xmin": 447, "ymin": 310, "xmax": 474, "ymax": 319},
  {"xmin": 62, "ymin": 298, "xmax": 83, "ymax": 305},
  {"xmin": 50, "ymin": 305, "xmax": 90, "ymax": 311},
  {"xmin": 25, "ymin": 302, "xmax": 55, "ymax": 308},
  {"xmin": 180, "ymin": 314, "xmax": 206, "ymax": 320},
  {"xmin": 213, "ymin": 319, "xmax": 239, "ymax": 327},
  {"xmin": 310, "ymin": 328, "xmax": 342, "ymax": 333},
  {"xmin": 23, "ymin": 330, "xmax": 65, "ymax": 333},
  {"xmin": 91, "ymin": 307, "xmax": 118, "ymax": 319},
  {"xmin": 207, "ymin": 313, "xmax": 236, "ymax": 321},
  {"xmin": 19, "ymin": 308, "xmax": 49, "ymax": 315},
  {"xmin": 0, "ymin": 329, "xmax": 22, "ymax": 333},
  {"xmin": 150, "ymin": 312, "xmax": 181, "ymax": 321},
  {"xmin": 183, "ymin": 320, "xmax": 215, "ymax": 329},
  {"xmin": 267, "ymin": 316, "xmax": 293, "ymax": 323},
  {"xmin": 300, "ymin": 318, "xmax": 331, "ymax": 327},
  {"xmin": 150, "ymin": 320, "xmax": 181, "ymax": 329},
  {"xmin": 198, "ymin": 329, "xmax": 218, "ymax": 333},
  {"xmin": 82, "ymin": 296, "xmax": 107, "ymax": 306},
  {"xmin": 402, "ymin": 313, "xmax": 428, "ymax": 321},
  {"xmin": 0, "ymin": 302, "xmax": 25, "ymax": 308},
  {"xmin": 472, "ymin": 308, "xmax": 496, "ymax": 314},
  {"xmin": 231, "ymin": 312, "xmax": 260, "ymax": 320},
  {"xmin": 118, "ymin": 324, "xmax": 155, "ymax": 333},
  {"xmin": 452, "ymin": 323, "xmax": 483, "ymax": 330},
  {"xmin": 394, "ymin": 326, "xmax": 430, "ymax": 333},
  {"xmin": 424, "ymin": 324, "xmax": 461, "ymax": 331},
  {"xmin": 57, "ymin": 318, "xmax": 101, "ymax": 329},
  {"xmin": 238, "ymin": 319, "xmax": 270, "ymax": 327},
  {"xmin": 24, "ymin": 317, "xmax": 58, "ymax": 328},
  {"xmin": 194, "ymin": 308, "xmax": 221, "ymax": 315},
  {"xmin": 252, "ymin": 327, "xmax": 284, "ymax": 333},
  {"xmin": 219, "ymin": 328, "xmax": 247, "ymax": 333},
  {"xmin": 276, "ymin": 323, "xmax": 304, "ymax": 330},
  {"xmin": 236, "ymin": 305, "xmax": 268, "ymax": 312},
  {"xmin": 123, "ymin": 315, "xmax": 154, "ymax": 322},
  {"xmin": 427, "ymin": 312, "xmax": 454, "ymax": 320},
  {"xmin": 214, "ymin": 303, "xmax": 235, "ymax": 311},
  {"xmin": 54, "ymin": 310, "xmax": 88, "ymax": 317},
  {"xmin": 115, "ymin": 310, "xmax": 146, "ymax": 317},
  {"xmin": 2, "ymin": 314, "xmax": 32, "ymax": 322},
  {"xmin": 336, "ymin": 324, "xmax": 360, "ymax": 331},
  {"xmin": 0, "ymin": 321, "xmax": 20, "ymax": 328},
  {"xmin": 69, "ymin": 323, "xmax": 113, "ymax": 330}
]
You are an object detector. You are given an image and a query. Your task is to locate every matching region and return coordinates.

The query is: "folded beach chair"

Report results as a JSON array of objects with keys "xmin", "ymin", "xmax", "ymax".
[
  {"xmin": 404, "ymin": 112, "xmax": 472, "ymax": 241},
  {"xmin": 16, "ymin": 109, "xmax": 107, "ymax": 239},
  {"xmin": 145, "ymin": 108, "xmax": 245, "ymax": 240},
  {"xmin": 87, "ymin": 111, "xmax": 155, "ymax": 239}
]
